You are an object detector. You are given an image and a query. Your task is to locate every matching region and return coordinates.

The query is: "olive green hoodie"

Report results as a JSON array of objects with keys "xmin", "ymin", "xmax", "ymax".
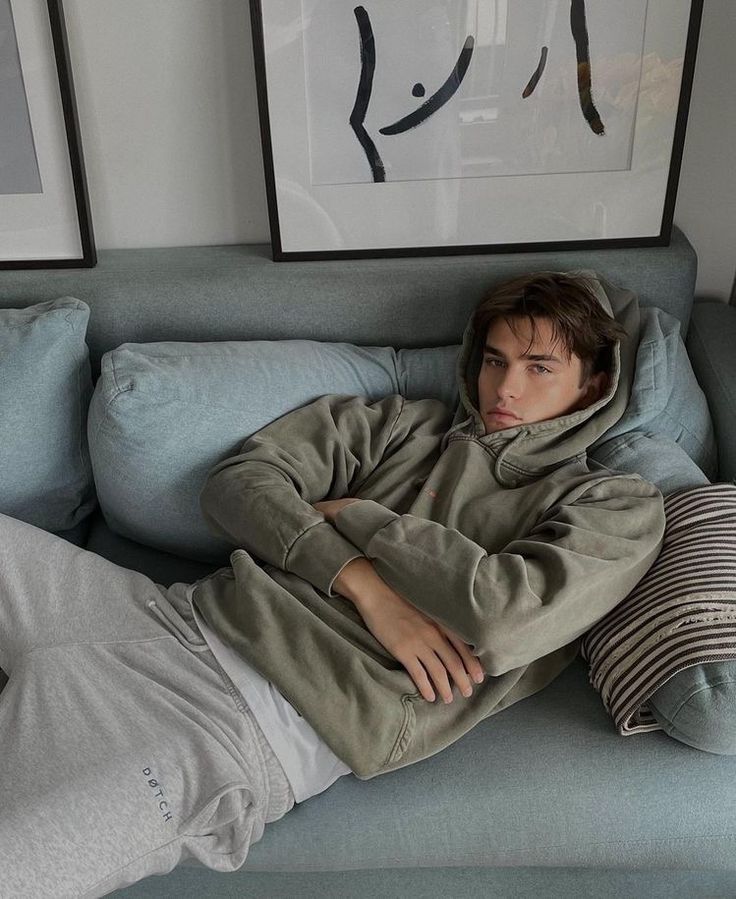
[{"xmin": 195, "ymin": 274, "xmax": 665, "ymax": 779}]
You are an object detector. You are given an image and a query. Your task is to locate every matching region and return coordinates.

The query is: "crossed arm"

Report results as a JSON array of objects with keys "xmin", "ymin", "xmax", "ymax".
[
  {"xmin": 313, "ymin": 497, "xmax": 486, "ymax": 705},
  {"xmin": 201, "ymin": 396, "xmax": 664, "ymax": 707}
]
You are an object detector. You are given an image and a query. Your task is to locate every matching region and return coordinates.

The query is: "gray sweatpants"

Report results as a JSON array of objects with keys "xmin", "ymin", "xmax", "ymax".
[{"xmin": 0, "ymin": 512, "xmax": 295, "ymax": 898}]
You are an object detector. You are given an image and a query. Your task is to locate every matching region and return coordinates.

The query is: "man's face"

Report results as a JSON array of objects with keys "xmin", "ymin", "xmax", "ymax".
[{"xmin": 477, "ymin": 316, "xmax": 607, "ymax": 434}]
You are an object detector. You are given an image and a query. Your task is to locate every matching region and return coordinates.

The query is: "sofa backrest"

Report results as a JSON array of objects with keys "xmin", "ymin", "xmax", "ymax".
[{"xmin": 0, "ymin": 229, "xmax": 697, "ymax": 378}]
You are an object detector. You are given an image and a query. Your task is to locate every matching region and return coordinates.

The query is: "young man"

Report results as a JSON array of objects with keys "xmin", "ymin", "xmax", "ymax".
[{"xmin": 0, "ymin": 272, "xmax": 665, "ymax": 897}]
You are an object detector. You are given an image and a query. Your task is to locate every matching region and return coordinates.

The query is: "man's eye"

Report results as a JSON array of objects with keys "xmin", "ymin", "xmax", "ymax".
[
  {"xmin": 533, "ymin": 365, "xmax": 552, "ymax": 374},
  {"xmin": 484, "ymin": 357, "xmax": 504, "ymax": 367}
]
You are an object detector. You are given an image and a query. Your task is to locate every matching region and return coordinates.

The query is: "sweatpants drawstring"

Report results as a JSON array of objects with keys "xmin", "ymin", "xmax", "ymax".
[{"xmin": 147, "ymin": 598, "xmax": 209, "ymax": 653}]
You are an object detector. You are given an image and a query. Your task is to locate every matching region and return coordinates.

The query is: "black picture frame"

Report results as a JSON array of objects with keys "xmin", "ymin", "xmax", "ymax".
[
  {"xmin": 251, "ymin": 0, "xmax": 704, "ymax": 262},
  {"xmin": 1, "ymin": 0, "xmax": 95, "ymax": 269}
]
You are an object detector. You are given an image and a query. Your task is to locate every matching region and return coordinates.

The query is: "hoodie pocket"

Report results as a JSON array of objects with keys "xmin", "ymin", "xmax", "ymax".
[{"xmin": 387, "ymin": 692, "xmax": 418, "ymax": 766}]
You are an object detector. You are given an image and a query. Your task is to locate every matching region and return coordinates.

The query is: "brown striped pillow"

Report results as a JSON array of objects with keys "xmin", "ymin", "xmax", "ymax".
[{"xmin": 581, "ymin": 483, "xmax": 736, "ymax": 736}]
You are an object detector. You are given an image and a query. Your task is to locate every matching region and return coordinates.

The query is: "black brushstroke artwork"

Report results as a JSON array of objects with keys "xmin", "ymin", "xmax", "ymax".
[
  {"xmin": 570, "ymin": 0, "xmax": 605, "ymax": 134},
  {"xmin": 350, "ymin": 1, "xmax": 605, "ymax": 184},
  {"xmin": 522, "ymin": 46, "xmax": 548, "ymax": 98},
  {"xmin": 378, "ymin": 35, "xmax": 475, "ymax": 135},
  {"xmin": 349, "ymin": 6, "xmax": 386, "ymax": 182},
  {"xmin": 522, "ymin": 1, "xmax": 604, "ymax": 135},
  {"xmin": 350, "ymin": 5, "xmax": 474, "ymax": 182}
]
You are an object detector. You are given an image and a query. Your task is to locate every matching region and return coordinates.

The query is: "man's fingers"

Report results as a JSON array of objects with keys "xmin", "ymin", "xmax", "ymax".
[
  {"xmin": 403, "ymin": 660, "xmax": 438, "ymax": 702},
  {"xmin": 405, "ymin": 654, "xmax": 455, "ymax": 704},
  {"xmin": 420, "ymin": 651, "xmax": 458, "ymax": 704},
  {"xmin": 390, "ymin": 618, "xmax": 485, "ymax": 705},
  {"xmin": 433, "ymin": 645, "xmax": 475, "ymax": 701},
  {"xmin": 442, "ymin": 630, "xmax": 486, "ymax": 684},
  {"xmin": 408, "ymin": 633, "xmax": 485, "ymax": 705}
]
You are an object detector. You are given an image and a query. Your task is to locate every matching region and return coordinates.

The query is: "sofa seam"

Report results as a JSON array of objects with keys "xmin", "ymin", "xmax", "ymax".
[
  {"xmin": 689, "ymin": 324, "xmax": 736, "ymax": 421},
  {"xmin": 90, "ymin": 352, "xmax": 135, "ymax": 450},
  {"xmin": 688, "ymin": 323, "xmax": 735, "ymax": 479},
  {"xmin": 0, "ymin": 304, "xmax": 83, "ymax": 331},
  {"xmin": 242, "ymin": 829, "xmax": 736, "ymax": 872},
  {"xmin": 75, "ymin": 343, "xmax": 87, "ymax": 488}
]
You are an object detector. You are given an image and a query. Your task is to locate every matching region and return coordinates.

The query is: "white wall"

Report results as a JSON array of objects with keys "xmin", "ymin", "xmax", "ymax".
[
  {"xmin": 64, "ymin": 0, "xmax": 735, "ymax": 301},
  {"xmin": 672, "ymin": 0, "xmax": 736, "ymax": 302},
  {"xmin": 64, "ymin": 0, "xmax": 268, "ymax": 249}
]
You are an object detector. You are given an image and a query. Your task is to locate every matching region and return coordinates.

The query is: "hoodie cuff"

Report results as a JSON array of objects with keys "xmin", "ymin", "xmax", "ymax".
[
  {"xmin": 285, "ymin": 520, "xmax": 364, "ymax": 597},
  {"xmin": 333, "ymin": 500, "xmax": 400, "ymax": 552}
]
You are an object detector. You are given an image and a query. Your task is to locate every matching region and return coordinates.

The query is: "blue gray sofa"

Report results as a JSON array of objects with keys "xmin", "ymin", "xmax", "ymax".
[{"xmin": 2, "ymin": 228, "xmax": 736, "ymax": 898}]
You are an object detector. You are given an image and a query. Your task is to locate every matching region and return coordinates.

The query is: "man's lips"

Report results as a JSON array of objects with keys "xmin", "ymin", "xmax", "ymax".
[{"xmin": 488, "ymin": 408, "xmax": 520, "ymax": 420}]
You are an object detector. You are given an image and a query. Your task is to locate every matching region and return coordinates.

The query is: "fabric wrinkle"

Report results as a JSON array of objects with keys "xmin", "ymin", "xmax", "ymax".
[
  {"xmin": 494, "ymin": 430, "xmax": 527, "ymax": 487},
  {"xmin": 147, "ymin": 596, "xmax": 209, "ymax": 653}
]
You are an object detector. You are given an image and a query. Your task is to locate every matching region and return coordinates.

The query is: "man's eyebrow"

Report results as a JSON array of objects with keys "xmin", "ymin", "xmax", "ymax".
[{"xmin": 483, "ymin": 343, "xmax": 563, "ymax": 364}]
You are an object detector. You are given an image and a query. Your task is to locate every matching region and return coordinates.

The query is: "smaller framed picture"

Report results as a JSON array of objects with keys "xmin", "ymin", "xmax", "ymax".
[
  {"xmin": 0, "ymin": 0, "xmax": 95, "ymax": 269},
  {"xmin": 251, "ymin": 0, "xmax": 703, "ymax": 261}
]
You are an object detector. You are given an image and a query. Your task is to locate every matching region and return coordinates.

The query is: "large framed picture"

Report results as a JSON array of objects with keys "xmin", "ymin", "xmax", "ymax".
[
  {"xmin": 0, "ymin": 0, "xmax": 95, "ymax": 268},
  {"xmin": 251, "ymin": 0, "xmax": 703, "ymax": 261}
]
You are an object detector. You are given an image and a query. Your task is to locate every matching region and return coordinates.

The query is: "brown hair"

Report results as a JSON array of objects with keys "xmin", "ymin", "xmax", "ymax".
[{"xmin": 472, "ymin": 272, "xmax": 627, "ymax": 385}]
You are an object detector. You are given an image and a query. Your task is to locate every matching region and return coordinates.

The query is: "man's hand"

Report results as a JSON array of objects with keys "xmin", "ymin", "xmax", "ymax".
[
  {"xmin": 313, "ymin": 498, "xmax": 360, "ymax": 523},
  {"xmin": 332, "ymin": 557, "xmax": 485, "ymax": 704}
]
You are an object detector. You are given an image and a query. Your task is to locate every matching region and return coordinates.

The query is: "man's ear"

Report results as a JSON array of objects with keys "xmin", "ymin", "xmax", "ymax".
[{"xmin": 584, "ymin": 371, "xmax": 608, "ymax": 405}]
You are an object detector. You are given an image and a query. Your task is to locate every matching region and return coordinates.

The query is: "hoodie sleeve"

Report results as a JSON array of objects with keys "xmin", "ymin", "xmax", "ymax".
[
  {"xmin": 332, "ymin": 478, "xmax": 665, "ymax": 675},
  {"xmin": 199, "ymin": 394, "xmax": 449, "ymax": 596}
]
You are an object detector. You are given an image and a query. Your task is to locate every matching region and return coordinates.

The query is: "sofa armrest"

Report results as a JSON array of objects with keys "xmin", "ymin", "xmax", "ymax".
[{"xmin": 686, "ymin": 301, "xmax": 736, "ymax": 482}]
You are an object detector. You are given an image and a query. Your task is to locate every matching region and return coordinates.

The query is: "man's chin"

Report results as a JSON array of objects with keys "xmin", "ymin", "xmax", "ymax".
[{"xmin": 482, "ymin": 417, "xmax": 523, "ymax": 433}]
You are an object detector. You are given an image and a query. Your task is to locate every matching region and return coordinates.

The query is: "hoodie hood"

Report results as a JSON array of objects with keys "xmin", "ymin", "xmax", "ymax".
[{"xmin": 444, "ymin": 270, "xmax": 642, "ymax": 486}]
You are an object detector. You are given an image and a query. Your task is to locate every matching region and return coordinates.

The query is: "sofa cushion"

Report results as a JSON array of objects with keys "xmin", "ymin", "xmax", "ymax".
[
  {"xmin": 687, "ymin": 300, "xmax": 736, "ymax": 482},
  {"xmin": 582, "ymin": 483, "xmax": 736, "ymax": 752},
  {"xmin": 87, "ymin": 340, "xmax": 458, "ymax": 561},
  {"xmin": 590, "ymin": 306, "xmax": 717, "ymax": 486},
  {"xmin": 0, "ymin": 298, "xmax": 95, "ymax": 537}
]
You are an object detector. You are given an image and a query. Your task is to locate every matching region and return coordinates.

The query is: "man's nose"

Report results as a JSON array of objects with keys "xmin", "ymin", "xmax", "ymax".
[{"xmin": 497, "ymin": 369, "xmax": 522, "ymax": 399}]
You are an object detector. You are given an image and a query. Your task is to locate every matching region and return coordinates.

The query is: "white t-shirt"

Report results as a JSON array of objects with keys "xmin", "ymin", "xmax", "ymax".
[{"xmin": 189, "ymin": 591, "xmax": 352, "ymax": 804}]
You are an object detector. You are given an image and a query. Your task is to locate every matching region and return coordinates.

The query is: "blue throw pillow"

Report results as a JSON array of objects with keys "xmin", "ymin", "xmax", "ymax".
[
  {"xmin": 87, "ymin": 339, "xmax": 458, "ymax": 562},
  {"xmin": 648, "ymin": 660, "xmax": 736, "ymax": 755},
  {"xmin": 0, "ymin": 298, "xmax": 96, "ymax": 537},
  {"xmin": 590, "ymin": 305, "xmax": 716, "ymax": 490}
]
